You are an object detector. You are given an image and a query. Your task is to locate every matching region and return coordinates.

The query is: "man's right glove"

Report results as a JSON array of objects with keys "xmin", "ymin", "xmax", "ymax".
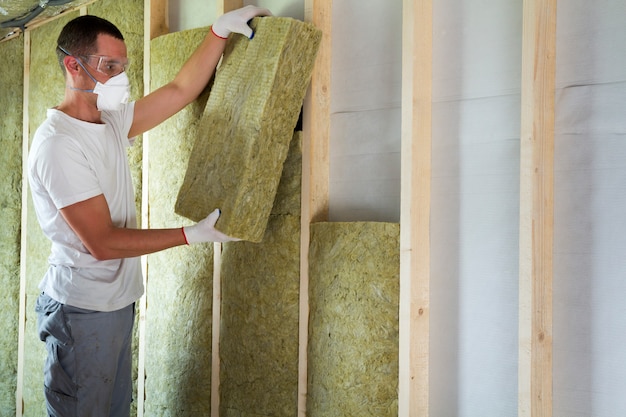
[
  {"xmin": 182, "ymin": 209, "xmax": 241, "ymax": 244},
  {"xmin": 211, "ymin": 5, "xmax": 272, "ymax": 40}
]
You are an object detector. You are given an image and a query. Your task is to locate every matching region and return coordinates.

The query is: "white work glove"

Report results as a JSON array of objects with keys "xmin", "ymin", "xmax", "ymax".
[
  {"xmin": 183, "ymin": 209, "xmax": 241, "ymax": 244},
  {"xmin": 211, "ymin": 5, "xmax": 273, "ymax": 40}
]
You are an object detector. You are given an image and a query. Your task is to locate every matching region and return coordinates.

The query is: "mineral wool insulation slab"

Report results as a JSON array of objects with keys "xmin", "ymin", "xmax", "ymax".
[
  {"xmin": 308, "ymin": 222, "xmax": 400, "ymax": 417},
  {"xmin": 219, "ymin": 132, "xmax": 302, "ymax": 417},
  {"xmin": 23, "ymin": 13, "xmax": 78, "ymax": 414},
  {"xmin": 0, "ymin": 35, "xmax": 23, "ymax": 415},
  {"xmin": 175, "ymin": 17, "xmax": 321, "ymax": 242},
  {"xmin": 90, "ymin": 0, "xmax": 145, "ymax": 223},
  {"xmin": 144, "ymin": 26, "xmax": 215, "ymax": 417}
]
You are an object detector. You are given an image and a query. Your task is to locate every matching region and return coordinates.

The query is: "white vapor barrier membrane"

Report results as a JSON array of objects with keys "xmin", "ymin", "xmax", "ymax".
[
  {"xmin": 553, "ymin": 1, "xmax": 626, "ymax": 416},
  {"xmin": 430, "ymin": 1, "xmax": 521, "ymax": 415},
  {"xmin": 328, "ymin": 0, "xmax": 402, "ymax": 222}
]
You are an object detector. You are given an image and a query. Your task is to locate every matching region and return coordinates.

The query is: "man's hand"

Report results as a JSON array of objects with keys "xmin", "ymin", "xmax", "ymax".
[
  {"xmin": 183, "ymin": 209, "xmax": 241, "ymax": 244},
  {"xmin": 211, "ymin": 5, "xmax": 273, "ymax": 40}
]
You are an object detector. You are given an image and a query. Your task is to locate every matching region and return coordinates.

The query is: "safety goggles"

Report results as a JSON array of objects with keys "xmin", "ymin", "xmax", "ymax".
[{"xmin": 78, "ymin": 54, "xmax": 130, "ymax": 77}]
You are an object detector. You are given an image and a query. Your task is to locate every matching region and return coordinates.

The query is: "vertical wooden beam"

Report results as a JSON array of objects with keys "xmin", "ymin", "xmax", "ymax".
[
  {"xmin": 210, "ymin": 241, "xmax": 223, "ymax": 417},
  {"xmin": 518, "ymin": 0, "xmax": 556, "ymax": 416},
  {"xmin": 217, "ymin": 0, "xmax": 243, "ymax": 15},
  {"xmin": 149, "ymin": 0, "xmax": 169, "ymax": 40},
  {"xmin": 399, "ymin": 0, "xmax": 432, "ymax": 416},
  {"xmin": 16, "ymin": 29, "xmax": 31, "ymax": 417},
  {"xmin": 210, "ymin": 5, "xmax": 241, "ymax": 417},
  {"xmin": 137, "ymin": 2, "xmax": 168, "ymax": 416},
  {"xmin": 300, "ymin": 0, "xmax": 331, "ymax": 415}
]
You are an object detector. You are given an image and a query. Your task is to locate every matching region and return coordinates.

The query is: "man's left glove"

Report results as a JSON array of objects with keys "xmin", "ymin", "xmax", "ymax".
[
  {"xmin": 182, "ymin": 209, "xmax": 241, "ymax": 244},
  {"xmin": 211, "ymin": 5, "xmax": 273, "ymax": 40}
]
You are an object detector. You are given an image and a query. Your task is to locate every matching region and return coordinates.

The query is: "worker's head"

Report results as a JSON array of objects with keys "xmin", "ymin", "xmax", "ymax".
[{"xmin": 56, "ymin": 15, "xmax": 125, "ymax": 77}]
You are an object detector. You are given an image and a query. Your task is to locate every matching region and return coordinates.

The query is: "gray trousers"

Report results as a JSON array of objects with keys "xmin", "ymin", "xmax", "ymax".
[{"xmin": 36, "ymin": 293, "xmax": 134, "ymax": 417}]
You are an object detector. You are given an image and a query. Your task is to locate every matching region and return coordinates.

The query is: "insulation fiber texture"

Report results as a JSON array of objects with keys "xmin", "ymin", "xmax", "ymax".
[
  {"xmin": 23, "ymin": 14, "xmax": 78, "ymax": 414},
  {"xmin": 144, "ymin": 26, "xmax": 215, "ymax": 417},
  {"xmin": 0, "ymin": 35, "xmax": 23, "ymax": 416},
  {"xmin": 90, "ymin": 0, "xmax": 145, "ymax": 227},
  {"xmin": 175, "ymin": 17, "xmax": 321, "ymax": 242},
  {"xmin": 219, "ymin": 132, "xmax": 302, "ymax": 416},
  {"xmin": 308, "ymin": 222, "xmax": 400, "ymax": 417}
]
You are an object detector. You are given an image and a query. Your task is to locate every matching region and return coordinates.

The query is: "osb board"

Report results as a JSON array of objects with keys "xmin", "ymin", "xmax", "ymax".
[
  {"xmin": 0, "ymin": 34, "xmax": 23, "ymax": 415},
  {"xmin": 219, "ymin": 133, "xmax": 302, "ymax": 416},
  {"xmin": 24, "ymin": 13, "xmax": 78, "ymax": 415},
  {"xmin": 308, "ymin": 222, "xmax": 400, "ymax": 417},
  {"xmin": 144, "ymin": 27, "xmax": 214, "ymax": 416},
  {"xmin": 175, "ymin": 17, "xmax": 321, "ymax": 242}
]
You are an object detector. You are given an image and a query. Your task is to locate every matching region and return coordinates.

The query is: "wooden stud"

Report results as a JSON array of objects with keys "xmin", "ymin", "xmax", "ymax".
[
  {"xmin": 16, "ymin": 29, "xmax": 31, "ymax": 417},
  {"xmin": 518, "ymin": 0, "xmax": 556, "ymax": 416},
  {"xmin": 149, "ymin": 0, "xmax": 169, "ymax": 40},
  {"xmin": 217, "ymin": 0, "xmax": 243, "ymax": 15},
  {"xmin": 399, "ymin": 0, "xmax": 432, "ymax": 416},
  {"xmin": 299, "ymin": 0, "xmax": 332, "ymax": 415},
  {"xmin": 210, "ymin": 241, "xmax": 223, "ymax": 417},
  {"xmin": 210, "ymin": 4, "xmax": 241, "ymax": 417},
  {"xmin": 137, "ymin": 1, "xmax": 169, "ymax": 416}
]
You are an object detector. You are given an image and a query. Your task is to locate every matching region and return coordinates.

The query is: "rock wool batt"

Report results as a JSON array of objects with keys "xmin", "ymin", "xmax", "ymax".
[
  {"xmin": 175, "ymin": 17, "xmax": 321, "ymax": 242},
  {"xmin": 145, "ymin": 27, "xmax": 215, "ymax": 417},
  {"xmin": 0, "ymin": 35, "xmax": 23, "ymax": 415},
  {"xmin": 308, "ymin": 222, "xmax": 400, "ymax": 417},
  {"xmin": 219, "ymin": 133, "xmax": 302, "ymax": 416}
]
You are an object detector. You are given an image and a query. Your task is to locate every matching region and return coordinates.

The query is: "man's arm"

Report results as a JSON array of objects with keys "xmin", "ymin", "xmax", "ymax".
[
  {"xmin": 60, "ymin": 194, "xmax": 186, "ymax": 260},
  {"xmin": 60, "ymin": 194, "xmax": 236, "ymax": 260},
  {"xmin": 128, "ymin": 6, "xmax": 271, "ymax": 138}
]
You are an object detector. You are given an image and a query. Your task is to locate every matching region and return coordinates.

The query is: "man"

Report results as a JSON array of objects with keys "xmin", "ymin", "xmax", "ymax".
[{"xmin": 28, "ymin": 5, "xmax": 271, "ymax": 416}]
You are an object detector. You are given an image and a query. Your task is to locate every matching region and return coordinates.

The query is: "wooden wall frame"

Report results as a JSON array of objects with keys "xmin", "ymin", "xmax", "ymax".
[
  {"xmin": 399, "ymin": 0, "xmax": 432, "ymax": 416},
  {"xmin": 299, "ymin": 0, "xmax": 332, "ymax": 415},
  {"xmin": 10, "ymin": 0, "xmax": 561, "ymax": 415},
  {"xmin": 518, "ymin": 0, "xmax": 556, "ymax": 416}
]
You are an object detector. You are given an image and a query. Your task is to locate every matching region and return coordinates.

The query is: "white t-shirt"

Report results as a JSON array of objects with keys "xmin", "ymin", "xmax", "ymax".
[{"xmin": 28, "ymin": 104, "xmax": 143, "ymax": 312}]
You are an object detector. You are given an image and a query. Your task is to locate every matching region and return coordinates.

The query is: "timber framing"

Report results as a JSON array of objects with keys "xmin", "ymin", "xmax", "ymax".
[
  {"xmin": 11, "ymin": 0, "xmax": 561, "ymax": 416},
  {"xmin": 518, "ymin": 0, "xmax": 556, "ymax": 416},
  {"xmin": 400, "ymin": 0, "xmax": 432, "ymax": 416},
  {"xmin": 299, "ymin": 0, "xmax": 332, "ymax": 415}
]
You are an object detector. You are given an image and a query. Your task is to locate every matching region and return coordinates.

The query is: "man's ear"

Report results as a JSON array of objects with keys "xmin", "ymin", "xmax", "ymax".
[{"xmin": 64, "ymin": 55, "xmax": 80, "ymax": 75}]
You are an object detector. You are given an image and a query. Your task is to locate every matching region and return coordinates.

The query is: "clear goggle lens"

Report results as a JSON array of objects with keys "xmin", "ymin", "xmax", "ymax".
[{"xmin": 80, "ymin": 55, "xmax": 130, "ymax": 77}]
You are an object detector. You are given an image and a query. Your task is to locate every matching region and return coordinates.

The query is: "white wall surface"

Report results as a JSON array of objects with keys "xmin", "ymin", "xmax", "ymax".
[
  {"xmin": 430, "ymin": 1, "xmax": 521, "ymax": 415},
  {"xmin": 553, "ymin": 1, "xmax": 626, "ymax": 415},
  {"xmin": 327, "ymin": 0, "xmax": 402, "ymax": 222},
  {"xmin": 168, "ymin": 1, "xmax": 626, "ymax": 415}
]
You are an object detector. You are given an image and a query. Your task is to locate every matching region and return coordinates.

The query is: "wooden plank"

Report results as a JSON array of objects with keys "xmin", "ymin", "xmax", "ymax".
[
  {"xmin": 518, "ymin": 0, "xmax": 556, "ymax": 416},
  {"xmin": 399, "ymin": 0, "xmax": 432, "ymax": 416},
  {"xmin": 210, "ymin": 4, "xmax": 241, "ymax": 415},
  {"xmin": 211, "ymin": 242, "xmax": 222, "ymax": 417},
  {"xmin": 299, "ymin": 0, "xmax": 332, "ymax": 415},
  {"xmin": 217, "ymin": 0, "xmax": 243, "ymax": 15},
  {"xmin": 150, "ymin": 0, "xmax": 169, "ymax": 39},
  {"xmin": 16, "ymin": 29, "xmax": 31, "ymax": 417},
  {"xmin": 137, "ymin": 1, "xmax": 169, "ymax": 416}
]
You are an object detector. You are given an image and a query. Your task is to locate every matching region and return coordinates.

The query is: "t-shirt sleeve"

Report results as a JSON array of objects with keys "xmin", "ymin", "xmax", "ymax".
[{"xmin": 33, "ymin": 134, "xmax": 102, "ymax": 209}]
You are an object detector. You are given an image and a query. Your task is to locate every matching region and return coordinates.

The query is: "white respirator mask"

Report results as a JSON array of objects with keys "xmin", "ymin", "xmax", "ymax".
[{"xmin": 91, "ymin": 71, "xmax": 131, "ymax": 111}]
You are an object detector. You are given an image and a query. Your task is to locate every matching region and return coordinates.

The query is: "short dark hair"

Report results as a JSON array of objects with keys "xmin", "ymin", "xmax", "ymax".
[{"xmin": 56, "ymin": 15, "xmax": 124, "ymax": 73}]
